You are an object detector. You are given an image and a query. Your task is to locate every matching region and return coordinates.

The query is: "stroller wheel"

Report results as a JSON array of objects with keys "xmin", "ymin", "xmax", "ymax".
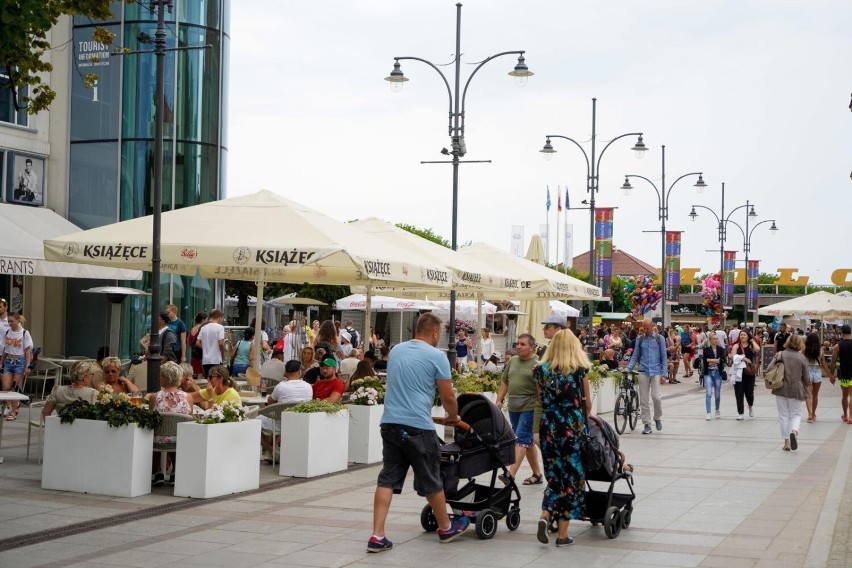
[
  {"xmin": 622, "ymin": 506, "xmax": 632, "ymax": 529},
  {"xmin": 603, "ymin": 506, "xmax": 622, "ymax": 539},
  {"xmin": 505, "ymin": 507, "xmax": 521, "ymax": 531},
  {"xmin": 474, "ymin": 509, "xmax": 498, "ymax": 540},
  {"xmin": 420, "ymin": 505, "xmax": 439, "ymax": 532}
]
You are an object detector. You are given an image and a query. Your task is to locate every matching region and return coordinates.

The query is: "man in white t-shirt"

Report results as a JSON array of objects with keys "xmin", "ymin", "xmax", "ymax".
[
  {"xmin": 197, "ymin": 309, "xmax": 225, "ymax": 377},
  {"xmin": 714, "ymin": 325, "xmax": 728, "ymax": 349},
  {"xmin": 728, "ymin": 323, "xmax": 743, "ymax": 348},
  {"xmin": 260, "ymin": 359, "xmax": 313, "ymax": 459}
]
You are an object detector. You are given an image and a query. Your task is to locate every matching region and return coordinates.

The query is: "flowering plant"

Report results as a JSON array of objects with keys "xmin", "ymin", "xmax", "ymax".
[
  {"xmin": 349, "ymin": 377, "xmax": 385, "ymax": 405},
  {"xmin": 193, "ymin": 401, "xmax": 246, "ymax": 424},
  {"xmin": 445, "ymin": 319, "xmax": 477, "ymax": 334},
  {"xmin": 452, "ymin": 370, "xmax": 500, "ymax": 394},
  {"xmin": 58, "ymin": 385, "xmax": 161, "ymax": 430}
]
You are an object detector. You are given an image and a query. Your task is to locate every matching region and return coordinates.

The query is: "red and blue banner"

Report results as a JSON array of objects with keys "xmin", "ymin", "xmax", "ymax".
[
  {"xmin": 664, "ymin": 231, "xmax": 682, "ymax": 305},
  {"xmin": 746, "ymin": 259, "xmax": 759, "ymax": 313},
  {"xmin": 722, "ymin": 250, "xmax": 736, "ymax": 310},
  {"xmin": 594, "ymin": 207, "xmax": 614, "ymax": 301}
]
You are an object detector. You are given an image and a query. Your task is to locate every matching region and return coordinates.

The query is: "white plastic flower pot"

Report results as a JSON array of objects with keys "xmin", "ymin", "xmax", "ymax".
[
  {"xmin": 591, "ymin": 376, "xmax": 618, "ymax": 415},
  {"xmin": 279, "ymin": 410, "xmax": 349, "ymax": 477},
  {"xmin": 348, "ymin": 404, "xmax": 384, "ymax": 464},
  {"xmin": 42, "ymin": 416, "xmax": 153, "ymax": 498},
  {"xmin": 173, "ymin": 420, "xmax": 261, "ymax": 498}
]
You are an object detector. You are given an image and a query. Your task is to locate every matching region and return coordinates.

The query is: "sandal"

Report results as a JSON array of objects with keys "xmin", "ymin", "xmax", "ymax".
[
  {"xmin": 5, "ymin": 412, "xmax": 17, "ymax": 421},
  {"xmin": 523, "ymin": 474, "xmax": 544, "ymax": 485}
]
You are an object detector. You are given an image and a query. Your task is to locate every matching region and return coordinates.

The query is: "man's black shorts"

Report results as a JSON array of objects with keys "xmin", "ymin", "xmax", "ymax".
[{"xmin": 377, "ymin": 423, "xmax": 443, "ymax": 497}]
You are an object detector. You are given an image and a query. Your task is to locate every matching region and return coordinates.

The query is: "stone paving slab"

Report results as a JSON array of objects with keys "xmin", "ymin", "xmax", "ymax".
[{"xmin": 0, "ymin": 372, "xmax": 849, "ymax": 567}]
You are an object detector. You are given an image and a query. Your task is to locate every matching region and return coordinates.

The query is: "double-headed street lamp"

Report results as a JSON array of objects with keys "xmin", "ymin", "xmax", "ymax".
[
  {"xmin": 688, "ymin": 183, "xmax": 758, "ymax": 277},
  {"xmin": 384, "ymin": 2, "xmax": 533, "ymax": 365},
  {"xmin": 539, "ymin": 98, "xmax": 647, "ymax": 317},
  {"xmin": 620, "ymin": 145, "xmax": 706, "ymax": 330}
]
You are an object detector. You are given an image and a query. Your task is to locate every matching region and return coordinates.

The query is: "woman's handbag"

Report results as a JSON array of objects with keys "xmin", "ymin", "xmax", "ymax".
[
  {"xmin": 578, "ymin": 374, "xmax": 606, "ymax": 472},
  {"xmin": 764, "ymin": 354, "xmax": 785, "ymax": 389}
]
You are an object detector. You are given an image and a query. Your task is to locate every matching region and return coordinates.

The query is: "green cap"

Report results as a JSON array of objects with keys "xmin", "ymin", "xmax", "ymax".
[{"xmin": 321, "ymin": 358, "xmax": 337, "ymax": 367}]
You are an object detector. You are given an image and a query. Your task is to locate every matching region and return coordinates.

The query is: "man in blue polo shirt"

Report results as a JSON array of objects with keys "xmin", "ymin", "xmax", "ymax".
[
  {"xmin": 626, "ymin": 318, "xmax": 668, "ymax": 435},
  {"xmin": 368, "ymin": 313, "xmax": 468, "ymax": 553}
]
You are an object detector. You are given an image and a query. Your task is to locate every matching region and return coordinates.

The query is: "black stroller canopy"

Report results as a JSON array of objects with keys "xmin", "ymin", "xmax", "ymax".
[{"xmin": 455, "ymin": 393, "xmax": 515, "ymax": 449}]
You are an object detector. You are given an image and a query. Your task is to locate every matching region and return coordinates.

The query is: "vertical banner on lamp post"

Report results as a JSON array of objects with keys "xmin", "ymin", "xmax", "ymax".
[
  {"xmin": 746, "ymin": 260, "xmax": 760, "ymax": 313},
  {"xmin": 665, "ymin": 231, "xmax": 682, "ymax": 305},
  {"xmin": 594, "ymin": 208, "xmax": 614, "ymax": 301},
  {"xmin": 722, "ymin": 250, "xmax": 736, "ymax": 310}
]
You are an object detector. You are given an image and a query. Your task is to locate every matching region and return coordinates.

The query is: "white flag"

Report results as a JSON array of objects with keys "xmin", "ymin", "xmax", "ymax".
[
  {"xmin": 510, "ymin": 225, "xmax": 524, "ymax": 256},
  {"xmin": 564, "ymin": 223, "xmax": 574, "ymax": 269}
]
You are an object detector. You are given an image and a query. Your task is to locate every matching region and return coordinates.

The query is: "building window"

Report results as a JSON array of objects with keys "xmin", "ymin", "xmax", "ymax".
[{"xmin": 0, "ymin": 69, "xmax": 29, "ymax": 127}]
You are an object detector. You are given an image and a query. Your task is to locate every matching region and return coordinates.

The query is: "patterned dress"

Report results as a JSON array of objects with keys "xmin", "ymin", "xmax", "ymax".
[
  {"xmin": 153, "ymin": 390, "xmax": 192, "ymax": 443},
  {"xmin": 534, "ymin": 362, "xmax": 587, "ymax": 521}
]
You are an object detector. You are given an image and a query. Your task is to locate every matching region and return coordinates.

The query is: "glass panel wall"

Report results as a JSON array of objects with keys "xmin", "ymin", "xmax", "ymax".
[
  {"xmin": 69, "ymin": 142, "xmax": 119, "ymax": 229},
  {"xmin": 176, "ymin": 27, "xmax": 220, "ymax": 145}
]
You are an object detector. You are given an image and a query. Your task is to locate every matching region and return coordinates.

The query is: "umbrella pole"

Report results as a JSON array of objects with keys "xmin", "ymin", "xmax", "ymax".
[
  {"xmin": 254, "ymin": 276, "xmax": 265, "ymax": 370},
  {"xmin": 364, "ymin": 286, "xmax": 373, "ymax": 353},
  {"xmin": 476, "ymin": 295, "xmax": 483, "ymax": 375}
]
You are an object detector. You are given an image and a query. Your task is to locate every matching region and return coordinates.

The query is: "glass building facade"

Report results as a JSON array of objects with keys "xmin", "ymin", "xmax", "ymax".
[{"xmin": 68, "ymin": 0, "xmax": 229, "ymax": 358}]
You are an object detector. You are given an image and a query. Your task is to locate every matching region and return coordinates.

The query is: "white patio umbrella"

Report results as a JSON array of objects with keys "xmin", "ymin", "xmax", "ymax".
[
  {"xmin": 512, "ymin": 299, "xmax": 580, "ymax": 318},
  {"xmin": 44, "ymin": 190, "xmax": 453, "ymax": 367},
  {"xmin": 517, "ymin": 235, "xmax": 553, "ymax": 345},
  {"xmin": 335, "ymin": 294, "xmax": 439, "ymax": 344},
  {"xmin": 757, "ymin": 291, "xmax": 852, "ymax": 319}
]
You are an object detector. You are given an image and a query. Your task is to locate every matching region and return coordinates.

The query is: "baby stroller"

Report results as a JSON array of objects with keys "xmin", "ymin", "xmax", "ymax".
[
  {"xmin": 581, "ymin": 414, "xmax": 636, "ymax": 539},
  {"xmin": 422, "ymin": 393, "xmax": 521, "ymax": 540}
]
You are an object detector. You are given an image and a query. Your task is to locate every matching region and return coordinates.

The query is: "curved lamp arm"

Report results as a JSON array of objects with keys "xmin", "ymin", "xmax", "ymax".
[
  {"xmin": 725, "ymin": 219, "xmax": 747, "ymax": 245},
  {"xmin": 624, "ymin": 174, "xmax": 662, "ymax": 214},
  {"xmin": 394, "ymin": 56, "xmax": 454, "ymax": 135},
  {"xmin": 461, "ymin": 50, "xmax": 525, "ymax": 123},
  {"xmin": 546, "ymin": 134, "xmax": 592, "ymax": 181},
  {"xmin": 596, "ymin": 132, "xmax": 643, "ymax": 174},
  {"xmin": 748, "ymin": 219, "xmax": 777, "ymax": 244},
  {"xmin": 690, "ymin": 204, "xmax": 721, "ymax": 225},
  {"xmin": 665, "ymin": 172, "xmax": 702, "ymax": 206},
  {"xmin": 723, "ymin": 202, "xmax": 751, "ymax": 225}
]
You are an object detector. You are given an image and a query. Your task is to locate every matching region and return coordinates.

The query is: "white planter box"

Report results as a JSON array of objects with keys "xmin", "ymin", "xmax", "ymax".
[
  {"xmin": 348, "ymin": 404, "xmax": 384, "ymax": 464},
  {"xmin": 173, "ymin": 420, "xmax": 261, "ymax": 498},
  {"xmin": 591, "ymin": 377, "xmax": 618, "ymax": 415},
  {"xmin": 280, "ymin": 410, "xmax": 349, "ymax": 477},
  {"xmin": 42, "ymin": 416, "xmax": 153, "ymax": 498}
]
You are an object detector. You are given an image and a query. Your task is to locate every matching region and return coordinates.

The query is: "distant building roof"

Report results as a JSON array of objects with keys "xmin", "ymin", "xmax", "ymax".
[{"xmin": 572, "ymin": 247, "xmax": 657, "ymax": 277}]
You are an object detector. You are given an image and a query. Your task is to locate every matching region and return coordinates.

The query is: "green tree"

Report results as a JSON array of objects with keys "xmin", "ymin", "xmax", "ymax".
[
  {"xmin": 224, "ymin": 281, "xmax": 349, "ymax": 325},
  {"xmin": 0, "ymin": 0, "xmax": 129, "ymax": 114},
  {"xmin": 396, "ymin": 224, "xmax": 450, "ymax": 248}
]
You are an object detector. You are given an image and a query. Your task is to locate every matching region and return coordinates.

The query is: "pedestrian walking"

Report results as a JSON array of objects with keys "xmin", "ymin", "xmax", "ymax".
[
  {"xmin": 804, "ymin": 333, "xmax": 833, "ymax": 423},
  {"xmin": 830, "ymin": 325, "xmax": 852, "ymax": 423},
  {"xmin": 768, "ymin": 334, "xmax": 810, "ymax": 451},
  {"xmin": 729, "ymin": 330, "xmax": 760, "ymax": 420},
  {"xmin": 534, "ymin": 329, "xmax": 592, "ymax": 547},
  {"xmin": 368, "ymin": 313, "xmax": 468, "ymax": 553},
  {"xmin": 701, "ymin": 334, "xmax": 726, "ymax": 420},
  {"xmin": 626, "ymin": 318, "xmax": 667, "ymax": 435}
]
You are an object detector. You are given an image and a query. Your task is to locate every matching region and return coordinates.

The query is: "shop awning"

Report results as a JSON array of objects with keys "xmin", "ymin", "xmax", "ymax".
[{"xmin": 0, "ymin": 203, "xmax": 142, "ymax": 279}]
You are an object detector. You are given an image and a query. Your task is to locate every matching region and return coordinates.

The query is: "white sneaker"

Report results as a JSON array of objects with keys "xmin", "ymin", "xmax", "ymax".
[
  {"xmin": 715, "ymin": 410, "xmax": 721, "ymax": 419},
  {"xmin": 737, "ymin": 414, "xmax": 744, "ymax": 421},
  {"xmin": 706, "ymin": 413, "xmax": 712, "ymax": 421},
  {"xmin": 749, "ymin": 407, "xmax": 754, "ymax": 418}
]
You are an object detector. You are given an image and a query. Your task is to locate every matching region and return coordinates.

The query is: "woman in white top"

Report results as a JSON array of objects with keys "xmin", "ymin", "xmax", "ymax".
[
  {"xmin": 479, "ymin": 328, "xmax": 495, "ymax": 363},
  {"xmin": 0, "ymin": 313, "xmax": 34, "ymax": 420}
]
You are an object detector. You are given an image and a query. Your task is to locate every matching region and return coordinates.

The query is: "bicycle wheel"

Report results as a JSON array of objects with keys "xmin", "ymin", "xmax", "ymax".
[
  {"xmin": 628, "ymin": 391, "xmax": 640, "ymax": 430},
  {"xmin": 614, "ymin": 393, "xmax": 628, "ymax": 434}
]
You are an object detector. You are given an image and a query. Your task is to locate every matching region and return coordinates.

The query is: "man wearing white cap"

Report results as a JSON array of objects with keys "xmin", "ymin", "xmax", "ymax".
[{"xmin": 537, "ymin": 315, "xmax": 566, "ymax": 358}]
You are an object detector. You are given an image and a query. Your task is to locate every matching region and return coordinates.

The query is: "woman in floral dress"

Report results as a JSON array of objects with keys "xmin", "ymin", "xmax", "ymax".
[{"xmin": 534, "ymin": 329, "xmax": 592, "ymax": 547}]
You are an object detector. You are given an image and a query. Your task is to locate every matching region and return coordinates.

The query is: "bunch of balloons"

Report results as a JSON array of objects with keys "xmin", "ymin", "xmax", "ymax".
[
  {"xmin": 700, "ymin": 273, "xmax": 723, "ymax": 324},
  {"xmin": 624, "ymin": 275, "xmax": 662, "ymax": 316}
]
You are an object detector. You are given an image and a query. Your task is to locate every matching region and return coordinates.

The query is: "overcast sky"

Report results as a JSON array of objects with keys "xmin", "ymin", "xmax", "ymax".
[{"xmin": 227, "ymin": 0, "xmax": 851, "ymax": 285}]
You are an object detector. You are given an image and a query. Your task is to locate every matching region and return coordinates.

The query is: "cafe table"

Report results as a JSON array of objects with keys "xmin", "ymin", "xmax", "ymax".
[{"xmin": 0, "ymin": 391, "xmax": 31, "ymax": 463}]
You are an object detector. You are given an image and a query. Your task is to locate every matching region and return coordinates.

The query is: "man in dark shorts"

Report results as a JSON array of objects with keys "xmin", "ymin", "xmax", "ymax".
[
  {"xmin": 831, "ymin": 324, "xmax": 852, "ymax": 423},
  {"xmin": 368, "ymin": 313, "xmax": 469, "ymax": 553}
]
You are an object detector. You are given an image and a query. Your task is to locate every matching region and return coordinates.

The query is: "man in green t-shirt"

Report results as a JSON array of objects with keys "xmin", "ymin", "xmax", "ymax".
[{"xmin": 496, "ymin": 334, "xmax": 544, "ymax": 485}]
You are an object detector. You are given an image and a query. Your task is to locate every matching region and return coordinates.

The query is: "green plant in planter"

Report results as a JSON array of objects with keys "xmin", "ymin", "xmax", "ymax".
[
  {"xmin": 349, "ymin": 376, "xmax": 385, "ymax": 406},
  {"xmin": 286, "ymin": 400, "xmax": 347, "ymax": 414},
  {"xmin": 58, "ymin": 386, "xmax": 161, "ymax": 430},
  {"xmin": 586, "ymin": 364, "xmax": 621, "ymax": 397}
]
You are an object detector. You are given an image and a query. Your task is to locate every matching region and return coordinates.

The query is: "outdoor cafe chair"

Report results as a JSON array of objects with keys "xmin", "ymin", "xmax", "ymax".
[
  {"xmin": 28, "ymin": 359, "xmax": 63, "ymax": 400},
  {"xmin": 243, "ymin": 405, "xmax": 260, "ymax": 419},
  {"xmin": 258, "ymin": 401, "xmax": 299, "ymax": 468},
  {"xmin": 153, "ymin": 412, "xmax": 195, "ymax": 479},
  {"xmin": 26, "ymin": 401, "xmax": 47, "ymax": 464}
]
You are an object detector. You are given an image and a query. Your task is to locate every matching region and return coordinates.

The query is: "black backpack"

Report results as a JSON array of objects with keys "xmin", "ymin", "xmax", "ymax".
[{"xmin": 347, "ymin": 327, "xmax": 360, "ymax": 349}]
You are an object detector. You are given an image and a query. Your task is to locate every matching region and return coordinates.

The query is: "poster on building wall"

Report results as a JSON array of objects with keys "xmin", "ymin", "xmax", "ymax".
[
  {"xmin": 6, "ymin": 153, "xmax": 45, "ymax": 207},
  {"xmin": 665, "ymin": 231, "xmax": 682, "ymax": 305},
  {"xmin": 722, "ymin": 250, "xmax": 736, "ymax": 309},
  {"xmin": 594, "ymin": 208, "xmax": 614, "ymax": 301},
  {"xmin": 746, "ymin": 259, "xmax": 760, "ymax": 313}
]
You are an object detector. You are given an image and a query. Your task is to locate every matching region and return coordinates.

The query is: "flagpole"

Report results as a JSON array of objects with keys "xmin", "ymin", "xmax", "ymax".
[
  {"xmin": 545, "ymin": 185, "xmax": 551, "ymax": 263},
  {"xmin": 556, "ymin": 185, "xmax": 561, "ymax": 266}
]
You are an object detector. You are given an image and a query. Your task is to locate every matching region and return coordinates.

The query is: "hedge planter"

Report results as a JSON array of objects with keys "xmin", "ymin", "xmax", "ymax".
[
  {"xmin": 173, "ymin": 420, "xmax": 261, "ymax": 498},
  {"xmin": 591, "ymin": 376, "xmax": 618, "ymax": 415},
  {"xmin": 42, "ymin": 417, "xmax": 153, "ymax": 498},
  {"xmin": 280, "ymin": 409, "xmax": 349, "ymax": 477},
  {"xmin": 348, "ymin": 404, "xmax": 384, "ymax": 464}
]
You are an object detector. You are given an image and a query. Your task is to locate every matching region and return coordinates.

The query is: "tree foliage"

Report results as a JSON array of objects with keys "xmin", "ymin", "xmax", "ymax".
[
  {"xmin": 0, "ymin": 0, "xmax": 128, "ymax": 114},
  {"xmin": 224, "ymin": 280, "xmax": 348, "ymax": 325},
  {"xmin": 396, "ymin": 224, "xmax": 450, "ymax": 248}
]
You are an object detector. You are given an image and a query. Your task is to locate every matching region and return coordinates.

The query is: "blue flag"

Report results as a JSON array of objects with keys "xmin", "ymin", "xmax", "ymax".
[
  {"xmin": 546, "ymin": 187, "xmax": 551, "ymax": 210},
  {"xmin": 565, "ymin": 187, "xmax": 570, "ymax": 209}
]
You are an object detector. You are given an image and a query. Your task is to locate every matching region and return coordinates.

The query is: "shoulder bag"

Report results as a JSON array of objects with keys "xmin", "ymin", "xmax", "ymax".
[
  {"xmin": 764, "ymin": 353, "xmax": 785, "ymax": 390},
  {"xmin": 578, "ymin": 371, "xmax": 605, "ymax": 472}
]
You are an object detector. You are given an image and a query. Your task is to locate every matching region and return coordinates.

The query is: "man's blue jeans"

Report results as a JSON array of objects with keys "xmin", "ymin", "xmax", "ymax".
[{"xmin": 705, "ymin": 368, "xmax": 722, "ymax": 413}]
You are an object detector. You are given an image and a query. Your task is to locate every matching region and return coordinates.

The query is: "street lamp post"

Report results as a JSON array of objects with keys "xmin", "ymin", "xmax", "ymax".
[
  {"xmin": 620, "ymin": 145, "xmax": 705, "ymax": 330},
  {"xmin": 720, "ymin": 217, "xmax": 778, "ymax": 321},
  {"xmin": 384, "ymin": 2, "xmax": 533, "ymax": 366},
  {"xmin": 689, "ymin": 184, "xmax": 758, "ymax": 276},
  {"xmin": 539, "ymin": 98, "xmax": 647, "ymax": 319}
]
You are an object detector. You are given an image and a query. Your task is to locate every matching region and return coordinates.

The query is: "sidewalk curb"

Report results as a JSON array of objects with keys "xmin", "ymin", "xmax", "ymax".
[{"xmin": 805, "ymin": 427, "xmax": 852, "ymax": 568}]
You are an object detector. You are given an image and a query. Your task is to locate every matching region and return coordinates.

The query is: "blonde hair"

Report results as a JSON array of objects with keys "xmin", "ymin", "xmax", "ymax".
[
  {"xmin": 540, "ymin": 329, "xmax": 591, "ymax": 374},
  {"xmin": 69, "ymin": 361, "xmax": 96, "ymax": 384},
  {"xmin": 785, "ymin": 333, "xmax": 805, "ymax": 352},
  {"xmin": 160, "ymin": 361, "xmax": 183, "ymax": 387},
  {"xmin": 8, "ymin": 312, "xmax": 25, "ymax": 326},
  {"xmin": 101, "ymin": 356, "xmax": 122, "ymax": 372}
]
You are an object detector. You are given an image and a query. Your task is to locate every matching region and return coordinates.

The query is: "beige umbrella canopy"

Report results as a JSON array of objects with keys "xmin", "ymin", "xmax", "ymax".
[
  {"xmin": 517, "ymin": 235, "xmax": 554, "ymax": 346},
  {"xmin": 757, "ymin": 291, "xmax": 852, "ymax": 319}
]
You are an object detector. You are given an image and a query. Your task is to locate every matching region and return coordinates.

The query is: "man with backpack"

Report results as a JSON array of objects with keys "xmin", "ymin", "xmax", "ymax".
[
  {"xmin": 626, "ymin": 318, "xmax": 668, "ymax": 435},
  {"xmin": 344, "ymin": 321, "xmax": 360, "ymax": 350}
]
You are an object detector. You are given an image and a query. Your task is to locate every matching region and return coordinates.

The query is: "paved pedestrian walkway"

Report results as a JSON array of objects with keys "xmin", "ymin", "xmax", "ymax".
[{"xmin": 0, "ymin": 373, "xmax": 849, "ymax": 568}]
